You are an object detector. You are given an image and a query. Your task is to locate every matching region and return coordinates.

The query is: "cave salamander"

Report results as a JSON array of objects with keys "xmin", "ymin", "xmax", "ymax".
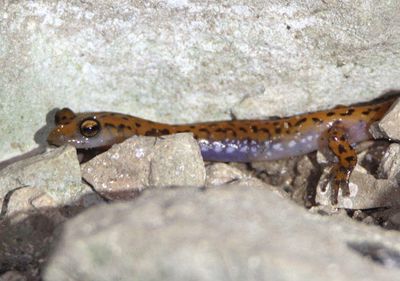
[{"xmin": 47, "ymin": 94, "xmax": 398, "ymax": 203}]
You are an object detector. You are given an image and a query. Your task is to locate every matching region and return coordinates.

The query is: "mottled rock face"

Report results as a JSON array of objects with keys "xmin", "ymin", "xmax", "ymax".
[{"xmin": 1, "ymin": 0, "xmax": 400, "ymax": 161}]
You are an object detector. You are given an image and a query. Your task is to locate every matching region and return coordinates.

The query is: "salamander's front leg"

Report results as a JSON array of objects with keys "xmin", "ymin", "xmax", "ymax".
[{"xmin": 326, "ymin": 122, "xmax": 357, "ymax": 204}]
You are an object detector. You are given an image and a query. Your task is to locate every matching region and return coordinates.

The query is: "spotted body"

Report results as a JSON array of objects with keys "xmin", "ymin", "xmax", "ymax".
[{"xmin": 47, "ymin": 94, "xmax": 398, "ymax": 204}]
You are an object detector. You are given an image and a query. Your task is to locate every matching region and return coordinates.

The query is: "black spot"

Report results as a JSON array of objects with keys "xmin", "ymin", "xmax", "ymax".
[
  {"xmin": 160, "ymin": 128, "xmax": 170, "ymax": 135},
  {"xmin": 259, "ymin": 128, "xmax": 271, "ymax": 137},
  {"xmin": 326, "ymin": 111, "xmax": 335, "ymax": 117},
  {"xmin": 135, "ymin": 122, "xmax": 142, "ymax": 127},
  {"xmin": 199, "ymin": 128, "xmax": 210, "ymax": 133},
  {"xmin": 104, "ymin": 122, "xmax": 117, "ymax": 129},
  {"xmin": 122, "ymin": 117, "xmax": 129, "ymax": 121},
  {"xmin": 340, "ymin": 135, "xmax": 347, "ymax": 141},
  {"xmin": 144, "ymin": 128, "xmax": 158, "ymax": 136},
  {"xmin": 215, "ymin": 128, "xmax": 227, "ymax": 133},
  {"xmin": 117, "ymin": 124, "xmax": 126, "ymax": 132},
  {"xmin": 362, "ymin": 108, "xmax": 372, "ymax": 115},
  {"xmin": 250, "ymin": 125, "xmax": 258, "ymax": 133},
  {"xmin": 312, "ymin": 117, "xmax": 323, "ymax": 124},
  {"xmin": 373, "ymin": 106, "xmax": 381, "ymax": 112},
  {"xmin": 340, "ymin": 109, "xmax": 355, "ymax": 116},
  {"xmin": 275, "ymin": 127, "xmax": 282, "ymax": 134},
  {"xmin": 338, "ymin": 144, "xmax": 347, "ymax": 154},
  {"xmin": 109, "ymin": 113, "xmax": 116, "ymax": 116},
  {"xmin": 127, "ymin": 126, "xmax": 132, "ymax": 130},
  {"xmin": 294, "ymin": 118, "xmax": 307, "ymax": 127},
  {"xmin": 345, "ymin": 156, "xmax": 356, "ymax": 163},
  {"xmin": 239, "ymin": 127, "xmax": 247, "ymax": 133},
  {"xmin": 189, "ymin": 125, "xmax": 196, "ymax": 129}
]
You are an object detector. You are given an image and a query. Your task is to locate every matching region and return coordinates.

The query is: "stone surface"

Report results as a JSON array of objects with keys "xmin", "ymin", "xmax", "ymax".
[
  {"xmin": 44, "ymin": 185, "xmax": 400, "ymax": 281},
  {"xmin": 81, "ymin": 134, "xmax": 206, "ymax": 200},
  {"xmin": 0, "ymin": 271, "xmax": 27, "ymax": 281},
  {"xmin": 377, "ymin": 143, "xmax": 400, "ymax": 181},
  {"xmin": 0, "ymin": 145, "xmax": 85, "ymax": 206},
  {"xmin": 149, "ymin": 134, "xmax": 206, "ymax": 187},
  {"xmin": 370, "ymin": 99, "xmax": 400, "ymax": 140},
  {"xmin": 205, "ymin": 163, "xmax": 247, "ymax": 187},
  {"xmin": 2, "ymin": 1, "xmax": 400, "ymax": 161}
]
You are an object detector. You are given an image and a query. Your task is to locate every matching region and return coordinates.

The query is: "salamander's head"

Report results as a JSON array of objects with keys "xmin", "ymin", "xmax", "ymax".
[{"xmin": 47, "ymin": 108, "xmax": 135, "ymax": 149}]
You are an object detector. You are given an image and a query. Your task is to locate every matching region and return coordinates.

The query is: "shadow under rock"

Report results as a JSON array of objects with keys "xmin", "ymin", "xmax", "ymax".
[
  {"xmin": 0, "ymin": 188, "xmax": 143, "ymax": 280},
  {"xmin": 0, "ymin": 108, "xmax": 60, "ymax": 171}
]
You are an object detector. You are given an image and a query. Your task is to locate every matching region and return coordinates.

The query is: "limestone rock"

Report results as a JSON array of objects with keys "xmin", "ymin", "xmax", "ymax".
[
  {"xmin": 44, "ymin": 185, "xmax": 400, "ymax": 281},
  {"xmin": 81, "ymin": 134, "xmax": 206, "ymax": 200},
  {"xmin": 370, "ymin": 99, "xmax": 400, "ymax": 140},
  {"xmin": 2, "ymin": 1, "xmax": 400, "ymax": 161},
  {"xmin": 0, "ymin": 145, "xmax": 84, "ymax": 206}
]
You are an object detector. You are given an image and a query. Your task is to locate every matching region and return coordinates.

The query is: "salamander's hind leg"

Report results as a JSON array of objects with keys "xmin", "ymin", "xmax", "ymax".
[{"xmin": 325, "ymin": 122, "xmax": 357, "ymax": 204}]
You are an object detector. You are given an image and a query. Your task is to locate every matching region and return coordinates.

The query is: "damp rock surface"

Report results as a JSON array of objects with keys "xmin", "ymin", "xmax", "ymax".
[{"xmin": 44, "ymin": 185, "xmax": 400, "ymax": 281}]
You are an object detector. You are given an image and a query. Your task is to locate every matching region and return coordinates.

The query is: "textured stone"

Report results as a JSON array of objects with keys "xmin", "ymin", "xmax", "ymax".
[
  {"xmin": 0, "ymin": 271, "xmax": 27, "ymax": 281},
  {"xmin": 370, "ymin": 99, "xmax": 400, "ymax": 140},
  {"xmin": 149, "ymin": 134, "xmax": 206, "ymax": 187},
  {"xmin": 377, "ymin": 143, "xmax": 400, "ymax": 181},
  {"xmin": 0, "ymin": 145, "xmax": 84, "ymax": 206},
  {"xmin": 205, "ymin": 163, "xmax": 247, "ymax": 187},
  {"xmin": 2, "ymin": 1, "xmax": 400, "ymax": 161},
  {"xmin": 81, "ymin": 134, "xmax": 205, "ymax": 200},
  {"xmin": 44, "ymin": 185, "xmax": 400, "ymax": 281}
]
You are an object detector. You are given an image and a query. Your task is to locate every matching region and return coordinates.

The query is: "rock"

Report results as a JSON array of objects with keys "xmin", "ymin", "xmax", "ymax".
[
  {"xmin": 44, "ymin": 184, "xmax": 400, "ymax": 281},
  {"xmin": 4, "ymin": 186, "xmax": 66, "ymax": 225},
  {"xmin": 377, "ymin": 143, "xmax": 400, "ymax": 181},
  {"xmin": 205, "ymin": 163, "xmax": 247, "ymax": 187},
  {"xmin": 149, "ymin": 134, "xmax": 206, "ymax": 187},
  {"xmin": 292, "ymin": 156, "xmax": 318, "ymax": 205},
  {"xmin": 0, "ymin": 145, "xmax": 85, "ymax": 206},
  {"xmin": 0, "ymin": 271, "xmax": 27, "ymax": 281},
  {"xmin": 2, "ymin": 1, "xmax": 400, "ymax": 162},
  {"xmin": 81, "ymin": 134, "xmax": 206, "ymax": 200},
  {"xmin": 370, "ymin": 98, "xmax": 400, "ymax": 140},
  {"xmin": 205, "ymin": 163, "xmax": 280, "ymax": 197}
]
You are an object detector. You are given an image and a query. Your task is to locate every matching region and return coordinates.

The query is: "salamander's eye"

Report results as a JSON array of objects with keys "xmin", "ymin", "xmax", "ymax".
[{"xmin": 80, "ymin": 119, "xmax": 101, "ymax": 137}]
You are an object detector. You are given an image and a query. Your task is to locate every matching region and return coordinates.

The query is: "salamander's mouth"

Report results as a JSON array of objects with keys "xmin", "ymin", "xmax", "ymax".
[{"xmin": 47, "ymin": 128, "xmax": 67, "ymax": 147}]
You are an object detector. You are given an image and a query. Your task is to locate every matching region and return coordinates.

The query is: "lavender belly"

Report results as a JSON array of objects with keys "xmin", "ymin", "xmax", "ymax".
[
  {"xmin": 197, "ymin": 134, "xmax": 320, "ymax": 162},
  {"xmin": 196, "ymin": 120, "xmax": 371, "ymax": 162}
]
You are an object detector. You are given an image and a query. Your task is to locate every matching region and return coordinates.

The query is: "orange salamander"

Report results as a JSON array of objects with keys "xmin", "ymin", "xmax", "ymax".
[{"xmin": 47, "ymin": 94, "xmax": 399, "ymax": 203}]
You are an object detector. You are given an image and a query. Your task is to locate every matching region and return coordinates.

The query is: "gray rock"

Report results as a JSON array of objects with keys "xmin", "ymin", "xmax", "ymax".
[
  {"xmin": 149, "ymin": 134, "xmax": 206, "ymax": 187},
  {"xmin": 44, "ymin": 185, "xmax": 400, "ymax": 281},
  {"xmin": 205, "ymin": 163, "xmax": 247, "ymax": 187},
  {"xmin": 81, "ymin": 134, "xmax": 205, "ymax": 200},
  {"xmin": 0, "ymin": 145, "xmax": 84, "ymax": 206},
  {"xmin": 370, "ymin": 98, "xmax": 400, "ymax": 140},
  {"xmin": 377, "ymin": 143, "xmax": 400, "ymax": 181},
  {"xmin": 205, "ymin": 162, "xmax": 288, "ymax": 199},
  {"xmin": 2, "ymin": 1, "xmax": 400, "ymax": 161},
  {"xmin": 0, "ymin": 271, "xmax": 27, "ymax": 281}
]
